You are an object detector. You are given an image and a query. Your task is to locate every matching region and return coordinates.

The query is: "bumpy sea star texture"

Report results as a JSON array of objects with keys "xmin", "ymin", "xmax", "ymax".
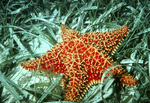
[{"xmin": 21, "ymin": 24, "xmax": 138, "ymax": 102}]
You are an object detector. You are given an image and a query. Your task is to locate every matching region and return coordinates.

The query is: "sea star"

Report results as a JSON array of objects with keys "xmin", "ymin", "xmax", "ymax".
[{"xmin": 21, "ymin": 24, "xmax": 138, "ymax": 102}]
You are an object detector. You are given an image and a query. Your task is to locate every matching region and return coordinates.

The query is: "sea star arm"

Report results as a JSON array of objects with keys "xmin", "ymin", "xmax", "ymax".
[
  {"xmin": 62, "ymin": 67, "xmax": 87, "ymax": 102},
  {"xmin": 97, "ymin": 25, "xmax": 129, "ymax": 55},
  {"xmin": 61, "ymin": 24, "xmax": 79, "ymax": 41},
  {"xmin": 21, "ymin": 43, "xmax": 66, "ymax": 74},
  {"xmin": 80, "ymin": 25, "xmax": 129, "ymax": 55},
  {"xmin": 61, "ymin": 24, "xmax": 129, "ymax": 55},
  {"xmin": 120, "ymin": 73, "xmax": 138, "ymax": 86}
]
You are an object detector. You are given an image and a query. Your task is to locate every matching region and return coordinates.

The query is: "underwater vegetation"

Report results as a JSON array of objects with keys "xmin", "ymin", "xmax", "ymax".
[{"xmin": 0, "ymin": 0, "xmax": 149, "ymax": 103}]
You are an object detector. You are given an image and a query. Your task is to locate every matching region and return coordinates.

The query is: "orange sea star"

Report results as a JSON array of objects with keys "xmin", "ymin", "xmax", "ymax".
[{"xmin": 21, "ymin": 24, "xmax": 138, "ymax": 102}]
